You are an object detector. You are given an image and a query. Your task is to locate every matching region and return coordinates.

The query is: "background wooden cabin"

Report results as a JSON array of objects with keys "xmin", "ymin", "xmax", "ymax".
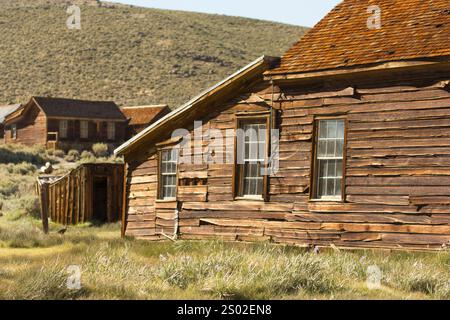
[
  {"xmin": 3, "ymin": 97, "xmax": 127, "ymax": 150},
  {"xmin": 37, "ymin": 163, "xmax": 124, "ymax": 229},
  {"xmin": 121, "ymin": 105, "xmax": 170, "ymax": 138}
]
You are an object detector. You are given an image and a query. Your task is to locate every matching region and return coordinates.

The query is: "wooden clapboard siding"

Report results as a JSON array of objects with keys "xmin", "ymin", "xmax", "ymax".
[
  {"xmin": 38, "ymin": 163, "xmax": 123, "ymax": 225},
  {"xmin": 122, "ymin": 66, "xmax": 450, "ymax": 250},
  {"xmin": 123, "ymin": 152, "xmax": 162, "ymax": 240}
]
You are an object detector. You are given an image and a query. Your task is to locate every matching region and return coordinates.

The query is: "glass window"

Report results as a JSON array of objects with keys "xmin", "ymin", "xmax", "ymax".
[
  {"xmin": 314, "ymin": 119, "xmax": 345, "ymax": 200},
  {"xmin": 80, "ymin": 121, "xmax": 89, "ymax": 139},
  {"xmin": 107, "ymin": 122, "xmax": 115, "ymax": 140},
  {"xmin": 59, "ymin": 120, "xmax": 68, "ymax": 139},
  {"xmin": 159, "ymin": 149, "xmax": 179, "ymax": 199},
  {"xmin": 11, "ymin": 124, "xmax": 17, "ymax": 139},
  {"xmin": 236, "ymin": 121, "xmax": 267, "ymax": 198}
]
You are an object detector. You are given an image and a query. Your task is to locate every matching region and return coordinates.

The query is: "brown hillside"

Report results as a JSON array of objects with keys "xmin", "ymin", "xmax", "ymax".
[{"xmin": 0, "ymin": 0, "xmax": 308, "ymax": 108}]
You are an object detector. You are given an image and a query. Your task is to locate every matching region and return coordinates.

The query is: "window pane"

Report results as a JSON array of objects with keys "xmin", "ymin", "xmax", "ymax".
[
  {"xmin": 337, "ymin": 121, "xmax": 345, "ymax": 138},
  {"xmin": 327, "ymin": 160, "xmax": 336, "ymax": 177},
  {"xmin": 319, "ymin": 121, "xmax": 327, "ymax": 138},
  {"xmin": 318, "ymin": 160, "xmax": 328, "ymax": 180},
  {"xmin": 336, "ymin": 159, "xmax": 343, "ymax": 177},
  {"xmin": 59, "ymin": 120, "xmax": 68, "ymax": 138},
  {"xmin": 335, "ymin": 178, "xmax": 342, "ymax": 196},
  {"xmin": 326, "ymin": 140, "xmax": 336, "ymax": 158},
  {"xmin": 336, "ymin": 139, "xmax": 344, "ymax": 157},
  {"xmin": 318, "ymin": 178, "xmax": 325, "ymax": 198},
  {"xmin": 327, "ymin": 120, "xmax": 337, "ymax": 138},
  {"xmin": 107, "ymin": 122, "xmax": 115, "ymax": 140},
  {"xmin": 256, "ymin": 178, "xmax": 263, "ymax": 195},
  {"xmin": 80, "ymin": 121, "xmax": 89, "ymax": 138},
  {"xmin": 326, "ymin": 178, "xmax": 335, "ymax": 196},
  {"xmin": 318, "ymin": 141, "xmax": 326, "ymax": 157}
]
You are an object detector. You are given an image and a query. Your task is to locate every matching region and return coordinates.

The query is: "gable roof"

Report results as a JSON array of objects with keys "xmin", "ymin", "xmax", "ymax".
[
  {"xmin": 268, "ymin": 0, "xmax": 450, "ymax": 76},
  {"xmin": 115, "ymin": 56, "xmax": 279, "ymax": 156},
  {"xmin": 32, "ymin": 97, "xmax": 126, "ymax": 120},
  {"xmin": 121, "ymin": 105, "xmax": 170, "ymax": 127},
  {"xmin": 0, "ymin": 104, "xmax": 21, "ymax": 124}
]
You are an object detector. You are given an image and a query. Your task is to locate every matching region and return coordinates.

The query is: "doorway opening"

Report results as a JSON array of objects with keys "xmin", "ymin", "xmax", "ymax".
[{"xmin": 93, "ymin": 177, "xmax": 108, "ymax": 223}]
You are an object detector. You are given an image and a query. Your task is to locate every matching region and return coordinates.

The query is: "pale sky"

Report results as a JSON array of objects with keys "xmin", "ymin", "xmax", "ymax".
[{"xmin": 108, "ymin": 0, "xmax": 341, "ymax": 27}]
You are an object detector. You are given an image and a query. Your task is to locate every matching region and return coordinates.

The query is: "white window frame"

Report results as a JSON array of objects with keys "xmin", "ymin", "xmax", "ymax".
[
  {"xmin": 107, "ymin": 122, "xmax": 115, "ymax": 140},
  {"xmin": 80, "ymin": 121, "xmax": 89, "ymax": 139},
  {"xmin": 59, "ymin": 120, "xmax": 68, "ymax": 139},
  {"xmin": 313, "ymin": 119, "xmax": 345, "ymax": 201},
  {"xmin": 242, "ymin": 122, "xmax": 266, "ymax": 198},
  {"xmin": 158, "ymin": 148, "xmax": 179, "ymax": 200}
]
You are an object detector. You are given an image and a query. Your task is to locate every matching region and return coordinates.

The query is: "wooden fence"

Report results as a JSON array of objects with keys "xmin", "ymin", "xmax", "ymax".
[{"xmin": 37, "ymin": 163, "xmax": 124, "ymax": 231}]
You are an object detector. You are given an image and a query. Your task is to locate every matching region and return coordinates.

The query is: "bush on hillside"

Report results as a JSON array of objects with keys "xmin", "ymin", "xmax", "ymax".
[
  {"xmin": 53, "ymin": 149, "xmax": 65, "ymax": 158},
  {"xmin": 6, "ymin": 162, "xmax": 36, "ymax": 175},
  {"xmin": 0, "ymin": 145, "xmax": 47, "ymax": 166},
  {"xmin": 65, "ymin": 150, "xmax": 80, "ymax": 163},
  {"xmin": 81, "ymin": 150, "xmax": 94, "ymax": 159},
  {"xmin": 0, "ymin": 179, "xmax": 19, "ymax": 197},
  {"xmin": 92, "ymin": 143, "xmax": 109, "ymax": 158}
]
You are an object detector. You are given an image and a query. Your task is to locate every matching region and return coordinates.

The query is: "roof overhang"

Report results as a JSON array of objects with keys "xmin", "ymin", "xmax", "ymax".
[
  {"xmin": 115, "ymin": 55, "xmax": 279, "ymax": 156},
  {"xmin": 0, "ymin": 104, "xmax": 22, "ymax": 124},
  {"xmin": 3, "ymin": 103, "xmax": 29, "ymax": 124}
]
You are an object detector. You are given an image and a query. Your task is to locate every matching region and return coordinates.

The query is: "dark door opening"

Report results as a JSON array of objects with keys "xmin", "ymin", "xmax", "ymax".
[{"xmin": 93, "ymin": 177, "xmax": 108, "ymax": 223}]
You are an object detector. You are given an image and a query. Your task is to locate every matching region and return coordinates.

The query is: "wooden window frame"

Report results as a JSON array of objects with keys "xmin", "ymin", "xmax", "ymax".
[
  {"xmin": 310, "ymin": 116, "xmax": 348, "ymax": 203},
  {"xmin": 59, "ymin": 120, "xmax": 68, "ymax": 139},
  {"xmin": 233, "ymin": 113, "xmax": 272, "ymax": 201},
  {"xmin": 157, "ymin": 146, "xmax": 180, "ymax": 201},
  {"xmin": 80, "ymin": 120, "xmax": 89, "ymax": 139},
  {"xmin": 107, "ymin": 122, "xmax": 116, "ymax": 141},
  {"xmin": 11, "ymin": 124, "xmax": 17, "ymax": 140}
]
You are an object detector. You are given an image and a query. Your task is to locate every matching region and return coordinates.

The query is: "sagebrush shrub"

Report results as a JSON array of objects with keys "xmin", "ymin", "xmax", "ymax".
[
  {"xmin": 0, "ymin": 145, "xmax": 47, "ymax": 165},
  {"xmin": 65, "ymin": 150, "xmax": 80, "ymax": 162},
  {"xmin": 53, "ymin": 149, "xmax": 65, "ymax": 158},
  {"xmin": 0, "ymin": 179, "xmax": 19, "ymax": 197},
  {"xmin": 6, "ymin": 162, "xmax": 36, "ymax": 175},
  {"xmin": 81, "ymin": 150, "xmax": 94, "ymax": 159},
  {"xmin": 92, "ymin": 143, "xmax": 109, "ymax": 158}
]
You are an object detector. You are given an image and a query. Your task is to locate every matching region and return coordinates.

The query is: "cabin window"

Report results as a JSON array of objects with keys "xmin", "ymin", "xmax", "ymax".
[
  {"xmin": 80, "ymin": 121, "xmax": 89, "ymax": 139},
  {"xmin": 107, "ymin": 122, "xmax": 115, "ymax": 140},
  {"xmin": 11, "ymin": 124, "xmax": 17, "ymax": 139},
  {"xmin": 59, "ymin": 120, "xmax": 68, "ymax": 139},
  {"xmin": 235, "ymin": 118, "xmax": 269, "ymax": 199},
  {"xmin": 158, "ymin": 148, "xmax": 179, "ymax": 200},
  {"xmin": 312, "ymin": 119, "xmax": 346, "ymax": 201}
]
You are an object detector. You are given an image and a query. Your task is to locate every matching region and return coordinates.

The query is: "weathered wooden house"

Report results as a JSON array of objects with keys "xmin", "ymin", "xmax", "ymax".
[
  {"xmin": 121, "ymin": 105, "xmax": 170, "ymax": 137},
  {"xmin": 115, "ymin": 0, "xmax": 450, "ymax": 250},
  {"xmin": 37, "ymin": 163, "xmax": 124, "ymax": 231},
  {"xmin": 3, "ymin": 97, "xmax": 128, "ymax": 150},
  {"xmin": 0, "ymin": 104, "xmax": 21, "ymax": 142}
]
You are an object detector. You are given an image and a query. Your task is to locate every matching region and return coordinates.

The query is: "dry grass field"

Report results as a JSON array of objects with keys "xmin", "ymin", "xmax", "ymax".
[{"xmin": 0, "ymin": 145, "xmax": 449, "ymax": 300}]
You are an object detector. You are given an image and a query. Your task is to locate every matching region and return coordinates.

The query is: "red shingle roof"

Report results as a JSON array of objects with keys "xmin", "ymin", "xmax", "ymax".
[
  {"xmin": 269, "ymin": 0, "xmax": 450, "ymax": 75},
  {"xmin": 121, "ymin": 105, "xmax": 170, "ymax": 127}
]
